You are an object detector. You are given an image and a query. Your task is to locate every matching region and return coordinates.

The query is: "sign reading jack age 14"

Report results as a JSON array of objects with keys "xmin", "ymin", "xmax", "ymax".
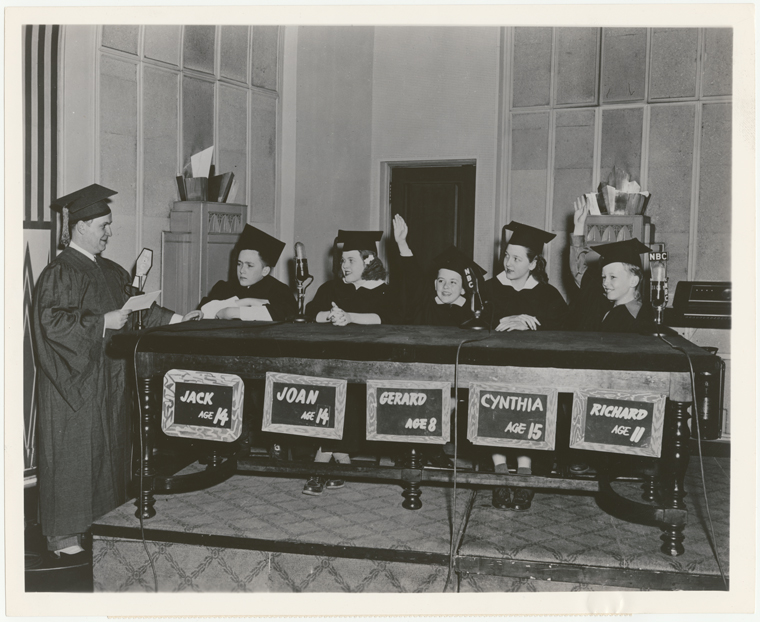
[
  {"xmin": 366, "ymin": 380, "xmax": 451, "ymax": 444},
  {"xmin": 467, "ymin": 383, "xmax": 557, "ymax": 450},
  {"xmin": 262, "ymin": 372, "xmax": 347, "ymax": 440},
  {"xmin": 569, "ymin": 389, "xmax": 666, "ymax": 458},
  {"xmin": 162, "ymin": 369, "xmax": 244, "ymax": 443}
]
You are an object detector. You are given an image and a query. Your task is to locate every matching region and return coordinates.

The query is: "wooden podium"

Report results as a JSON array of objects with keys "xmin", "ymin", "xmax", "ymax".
[
  {"xmin": 585, "ymin": 215, "xmax": 653, "ymax": 271},
  {"xmin": 161, "ymin": 201, "xmax": 247, "ymax": 314}
]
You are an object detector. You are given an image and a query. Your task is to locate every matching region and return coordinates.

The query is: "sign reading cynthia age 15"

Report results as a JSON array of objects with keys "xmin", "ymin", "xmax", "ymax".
[
  {"xmin": 570, "ymin": 389, "xmax": 666, "ymax": 457},
  {"xmin": 467, "ymin": 382, "xmax": 557, "ymax": 450},
  {"xmin": 262, "ymin": 372, "xmax": 347, "ymax": 440},
  {"xmin": 366, "ymin": 380, "xmax": 451, "ymax": 444},
  {"xmin": 162, "ymin": 369, "xmax": 244, "ymax": 442}
]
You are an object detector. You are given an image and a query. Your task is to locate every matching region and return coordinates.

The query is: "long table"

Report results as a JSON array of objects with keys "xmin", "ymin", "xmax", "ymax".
[{"xmin": 115, "ymin": 321, "xmax": 721, "ymax": 557}]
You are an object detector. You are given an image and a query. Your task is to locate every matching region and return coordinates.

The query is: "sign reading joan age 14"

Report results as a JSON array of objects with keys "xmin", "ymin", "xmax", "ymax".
[
  {"xmin": 366, "ymin": 380, "xmax": 451, "ymax": 444},
  {"xmin": 262, "ymin": 372, "xmax": 347, "ymax": 440},
  {"xmin": 570, "ymin": 389, "xmax": 666, "ymax": 457},
  {"xmin": 467, "ymin": 383, "xmax": 557, "ymax": 450},
  {"xmin": 162, "ymin": 369, "xmax": 244, "ymax": 442}
]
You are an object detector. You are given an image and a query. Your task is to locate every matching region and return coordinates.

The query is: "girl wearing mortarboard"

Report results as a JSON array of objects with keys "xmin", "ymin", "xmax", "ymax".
[
  {"xmin": 391, "ymin": 214, "xmax": 486, "ymax": 327},
  {"xmin": 199, "ymin": 224, "xmax": 297, "ymax": 322},
  {"xmin": 483, "ymin": 221, "xmax": 568, "ymax": 512},
  {"xmin": 301, "ymin": 230, "xmax": 398, "ymax": 495}
]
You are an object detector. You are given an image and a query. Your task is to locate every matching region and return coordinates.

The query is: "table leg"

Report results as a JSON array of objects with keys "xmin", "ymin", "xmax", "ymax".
[
  {"xmin": 134, "ymin": 375, "xmax": 157, "ymax": 519},
  {"xmin": 659, "ymin": 400, "xmax": 690, "ymax": 556},
  {"xmin": 401, "ymin": 447, "xmax": 423, "ymax": 510}
]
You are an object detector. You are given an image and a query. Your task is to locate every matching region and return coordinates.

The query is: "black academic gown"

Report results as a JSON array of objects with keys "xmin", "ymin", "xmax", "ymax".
[
  {"xmin": 395, "ymin": 255, "xmax": 473, "ymax": 326},
  {"xmin": 305, "ymin": 279, "xmax": 399, "ymax": 324},
  {"xmin": 32, "ymin": 247, "xmax": 175, "ymax": 538},
  {"xmin": 483, "ymin": 274, "xmax": 568, "ymax": 331},
  {"xmin": 567, "ymin": 266, "xmax": 653, "ymax": 333},
  {"xmin": 200, "ymin": 275, "xmax": 297, "ymax": 321},
  {"xmin": 305, "ymin": 278, "xmax": 398, "ymax": 452}
]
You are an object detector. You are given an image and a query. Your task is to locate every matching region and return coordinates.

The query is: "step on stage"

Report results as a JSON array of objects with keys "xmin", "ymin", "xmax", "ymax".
[{"xmin": 91, "ymin": 456, "xmax": 728, "ymax": 592}]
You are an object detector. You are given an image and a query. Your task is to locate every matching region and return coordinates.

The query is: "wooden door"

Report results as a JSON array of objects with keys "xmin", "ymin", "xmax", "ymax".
[{"xmin": 390, "ymin": 164, "xmax": 476, "ymax": 271}]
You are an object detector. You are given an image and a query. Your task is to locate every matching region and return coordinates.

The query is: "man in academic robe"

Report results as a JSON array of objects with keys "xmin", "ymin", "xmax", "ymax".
[{"xmin": 32, "ymin": 184, "xmax": 201, "ymax": 557}]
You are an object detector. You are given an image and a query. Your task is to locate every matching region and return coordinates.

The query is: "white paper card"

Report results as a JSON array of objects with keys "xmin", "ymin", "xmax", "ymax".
[
  {"xmin": 200, "ymin": 296, "xmax": 239, "ymax": 318},
  {"xmin": 191, "ymin": 145, "xmax": 214, "ymax": 178},
  {"xmin": 240, "ymin": 305, "xmax": 273, "ymax": 322},
  {"xmin": 122, "ymin": 290, "xmax": 161, "ymax": 312}
]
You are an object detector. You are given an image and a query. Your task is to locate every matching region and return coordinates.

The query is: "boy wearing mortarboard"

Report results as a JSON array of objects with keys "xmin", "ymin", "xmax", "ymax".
[
  {"xmin": 199, "ymin": 224, "xmax": 297, "ymax": 322},
  {"xmin": 391, "ymin": 214, "xmax": 486, "ymax": 326},
  {"xmin": 32, "ymin": 184, "xmax": 201, "ymax": 558},
  {"xmin": 569, "ymin": 200, "xmax": 654, "ymax": 332}
]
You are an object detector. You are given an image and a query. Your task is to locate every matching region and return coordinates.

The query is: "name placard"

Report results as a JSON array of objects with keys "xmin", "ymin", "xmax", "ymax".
[
  {"xmin": 162, "ymin": 369, "xmax": 244, "ymax": 442},
  {"xmin": 262, "ymin": 372, "xmax": 347, "ymax": 440},
  {"xmin": 366, "ymin": 380, "xmax": 451, "ymax": 444},
  {"xmin": 467, "ymin": 383, "xmax": 557, "ymax": 450},
  {"xmin": 570, "ymin": 389, "xmax": 666, "ymax": 457}
]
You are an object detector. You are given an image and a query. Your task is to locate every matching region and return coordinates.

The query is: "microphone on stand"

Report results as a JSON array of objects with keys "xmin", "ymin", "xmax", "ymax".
[
  {"xmin": 294, "ymin": 242, "xmax": 313, "ymax": 323},
  {"xmin": 460, "ymin": 267, "xmax": 488, "ymax": 330},
  {"xmin": 131, "ymin": 248, "xmax": 153, "ymax": 330},
  {"xmin": 649, "ymin": 244, "xmax": 668, "ymax": 335}
]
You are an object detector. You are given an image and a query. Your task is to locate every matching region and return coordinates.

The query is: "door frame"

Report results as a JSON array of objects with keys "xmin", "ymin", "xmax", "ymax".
[{"xmin": 379, "ymin": 158, "xmax": 477, "ymax": 265}]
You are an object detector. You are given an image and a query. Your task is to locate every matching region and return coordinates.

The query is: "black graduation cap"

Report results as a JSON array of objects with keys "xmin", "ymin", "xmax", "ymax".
[
  {"xmin": 591, "ymin": 238, "xmax": 652, "ymax": 269},
  {"xmin": 336, "ymin": 230, "xmax": 383, "ymax": 254},
  {"xmin": 51, "ymin": 184, "xmax": 117, "ymax": 246},
  {"xmin": 236, "ymin": 224, "xmax": 286, "ymax": 267},
  {"xmin": 51, "ymin": 184, "xmax": 116, "ymax": 222},
  {"xmin": 432, "ymin": 246, "xmax": 486, "ymax": 293},
  {"xmin": 502, "ymin": 221, "xmax": 556, "ymax": 255}
]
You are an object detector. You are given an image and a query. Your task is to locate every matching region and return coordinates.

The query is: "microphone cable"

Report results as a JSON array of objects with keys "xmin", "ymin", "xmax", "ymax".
[
  {"xmin": 443, "ymin": 329, "xmax": 494, "ymax": 592},
  {"xmin": 656, "ymin": 333, "xmax": 728, "ymax": 589}
]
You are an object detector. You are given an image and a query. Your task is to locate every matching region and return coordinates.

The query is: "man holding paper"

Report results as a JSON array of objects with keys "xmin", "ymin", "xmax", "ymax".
[{"xmin": 32, "ymin": 184, "xmax": 201, "ymax": 558}]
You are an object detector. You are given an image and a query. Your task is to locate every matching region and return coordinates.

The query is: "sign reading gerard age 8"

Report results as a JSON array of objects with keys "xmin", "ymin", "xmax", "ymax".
[
  {"xmin": 467, "ymin": 383, "xmax": 557, "ymax": 450},
  {"xmin": 366, "ymin": 380, "xmax": 451, "ymax": 444},
  {"xmin": 262, "ymin": 372, "xmax": 347, "ymax": 440},
  {"xmin": 570, "ymin": 389, "xmax": 666, "ymax": 457},
  {"xmin": 162, "ymin": 369, "xmax": 244, "ymax": 442}
]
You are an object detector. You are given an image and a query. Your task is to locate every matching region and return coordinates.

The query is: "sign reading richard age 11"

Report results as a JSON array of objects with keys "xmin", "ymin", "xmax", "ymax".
[
  {"xmin": 570, "ymin": 389, "xmax": 666, "ymax": 457},
  {"xmin": 467, "ymin": 382, "xmax": 557, "ymax": 450}
]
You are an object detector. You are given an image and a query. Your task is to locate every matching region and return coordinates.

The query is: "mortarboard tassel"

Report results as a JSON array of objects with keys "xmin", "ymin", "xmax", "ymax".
[{"xmin": 60, "ymin": 207, "xmax": 71, "ymax": 247}]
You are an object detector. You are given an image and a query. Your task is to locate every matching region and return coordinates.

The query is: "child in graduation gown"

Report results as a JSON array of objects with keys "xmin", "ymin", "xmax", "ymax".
[
  {"xmin": 306, "ymin": 230, "xmax": 397, "ymax": 326},
  {"xmin": 483, "ymin": 222, "xmax": 568, "ymax": 512},
  {"xmin": 567, "ymin": 198, "xmax": 654, "ymax": 333},
  {"xmin": 391, "ymin": 214, "xmax": 486, "ymax": 327},
  {"xmin": 199, "ymin": 225, "xmax": 297, "ymax": 460},
  {"xmin": 302, "ymin": 230, "xmax": 397, "ymax": 496},
  {"xmin": 199, "ymin": 224, "xmax": 297, "ymax": 322}
]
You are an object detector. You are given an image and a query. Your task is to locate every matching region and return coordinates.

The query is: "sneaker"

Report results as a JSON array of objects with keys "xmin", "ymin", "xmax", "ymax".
[
  {"xmin": 491, "ymin": 487, "xmax": 512, "ymax": 510},
  {"xmin": 325, "ymin": 478, "xmax": 344, "ymax": 489},
  {"xmin": 302, "ymin": 476, "xmax": 324, "ymax": 496},
  {"xmin": 511, "ymin": 487, "xmax": 535, "ymax": 511}
]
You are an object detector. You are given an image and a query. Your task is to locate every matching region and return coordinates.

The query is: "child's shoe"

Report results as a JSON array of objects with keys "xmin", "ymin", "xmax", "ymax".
[{"xmin": 302, "ymin": 476, "xmax": 325, "ymax": 496}]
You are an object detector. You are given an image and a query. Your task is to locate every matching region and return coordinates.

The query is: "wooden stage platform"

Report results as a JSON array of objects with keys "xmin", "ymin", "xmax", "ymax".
[{"xmin": 91, "ymin": 455, "xmax": 729, "ymax": 592}]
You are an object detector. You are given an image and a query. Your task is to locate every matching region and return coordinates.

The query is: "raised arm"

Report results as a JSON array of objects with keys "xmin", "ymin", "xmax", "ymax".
[{"xmin": 570, "ymin": 196, "xmax": 592, "ymax": 289}]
